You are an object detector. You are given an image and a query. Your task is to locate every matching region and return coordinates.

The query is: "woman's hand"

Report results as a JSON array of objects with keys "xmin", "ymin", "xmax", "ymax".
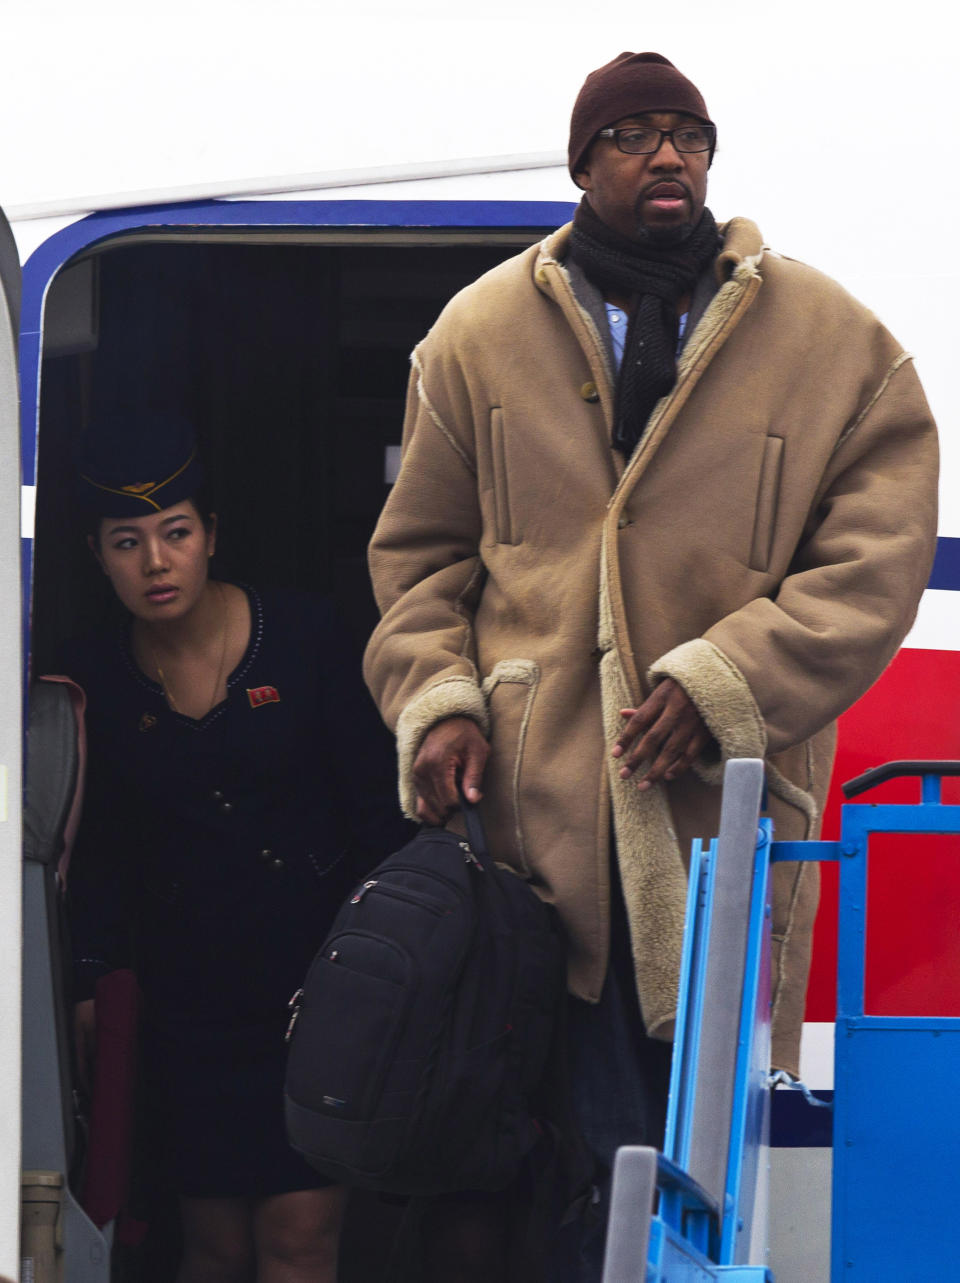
[{"xmin": 73, "ymin": 999, "xmax": 97, "ymax": 1092}]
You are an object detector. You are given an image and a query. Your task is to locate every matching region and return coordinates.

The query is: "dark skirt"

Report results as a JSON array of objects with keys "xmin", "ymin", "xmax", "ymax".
[{"xmin": 143, "ymin": 1010, "xmax": 331, "ymax": 1199}]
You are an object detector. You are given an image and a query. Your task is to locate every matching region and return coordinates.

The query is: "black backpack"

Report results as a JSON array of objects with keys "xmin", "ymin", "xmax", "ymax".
[{"xmin": 283, "ymin": 802, "xmax": 568, "ymax": 1197}]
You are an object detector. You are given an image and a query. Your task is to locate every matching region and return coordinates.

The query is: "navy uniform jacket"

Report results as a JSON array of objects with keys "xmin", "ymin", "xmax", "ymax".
[{"xmin": 64, "ymin": 586, "xmax": 407, "ymax": 1026}]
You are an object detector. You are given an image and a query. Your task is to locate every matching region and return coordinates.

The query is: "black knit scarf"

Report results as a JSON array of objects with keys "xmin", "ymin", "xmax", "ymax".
[{"xmin": 568, "ymin": 198, "xmax": 720, "ymax": 456}]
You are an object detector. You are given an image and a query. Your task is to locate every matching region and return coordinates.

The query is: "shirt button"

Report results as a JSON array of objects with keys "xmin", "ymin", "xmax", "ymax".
[
  {"xmin": 220, "ymin": 801, "xmax": 234, "ymax": 815},
  {"xmin": 610, "ymin": 312, "xmax": 621, "ymax": 324},
  {"xmin": 580, "ymin": 382, "xmax": 600, "ymax": 403}
]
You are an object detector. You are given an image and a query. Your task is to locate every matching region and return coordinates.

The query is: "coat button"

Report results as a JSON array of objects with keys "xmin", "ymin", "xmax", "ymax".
[
  {"xmin": 220, "ymin": 801, "xmax": 234, "ymax": 815},
  {"xmin": 535, "ymin": 267, "xmax": 548, "ymax": 285},
  {"xmin": 211, "ymin": 790, "xmax": 224, "ymax": 801},
  {"xmin": 259, "ymin": 848, "xmax": 273, "ymax": 861},
  {"xmin": 617, "ymin": 515, "xmax": 631, "ymax": 529},
  {"xmin": 580, "ymin": 381, "xmax": 600, "ymax": 403},
  {"xmin": 270, "ymin": 857, "xmax": 285, "ymax": 871}
]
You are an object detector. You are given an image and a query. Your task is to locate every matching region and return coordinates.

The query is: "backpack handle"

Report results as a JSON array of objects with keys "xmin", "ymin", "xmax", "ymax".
[{"xmin": 457, "ymin": 787, "xmax": 490, "ymax": 865}]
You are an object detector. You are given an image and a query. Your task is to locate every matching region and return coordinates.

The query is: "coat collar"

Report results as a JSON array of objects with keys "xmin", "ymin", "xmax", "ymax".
[
  {"xmin": 532, "ymin": 216, "xmax": 766, "ymax": 488},
  {"xmin": 535, "ymin": 216, "xmax": 765, "ymax": 296}
]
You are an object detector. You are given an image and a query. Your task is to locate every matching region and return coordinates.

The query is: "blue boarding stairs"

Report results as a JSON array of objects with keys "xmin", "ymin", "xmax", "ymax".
[{"xmin": 601, "ymin": 757, "xmax": 960, "ymax": 1283}]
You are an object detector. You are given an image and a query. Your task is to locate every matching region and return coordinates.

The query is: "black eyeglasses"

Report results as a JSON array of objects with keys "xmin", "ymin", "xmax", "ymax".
[{"xmin": 597, "ymin": 124, "xmax": 716, "ymax": 155}]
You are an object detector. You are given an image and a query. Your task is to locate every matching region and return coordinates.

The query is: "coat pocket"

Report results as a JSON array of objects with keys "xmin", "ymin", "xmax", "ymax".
[
  {"xmin": 488, "ymin": 408, "xmax": 518, "ymax": 546},
  {"xmin": 749, "ymin": 435, "xmax": 784, "ymax": 572},
  {"xmin": 480, "ymin": 660, "xmax": 540, "ymax": 874}
]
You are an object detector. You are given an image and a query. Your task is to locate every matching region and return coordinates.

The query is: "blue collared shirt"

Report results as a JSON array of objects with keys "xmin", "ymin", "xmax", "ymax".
[{"xmin": 605, "ymin": 303, "xmax": 688, "ymax": 371}]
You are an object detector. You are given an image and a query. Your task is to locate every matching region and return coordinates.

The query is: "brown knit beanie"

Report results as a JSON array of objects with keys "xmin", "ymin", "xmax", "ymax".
[{"xmin": 568, "ymin": 52, "xmax": 714, "ymax": 178}]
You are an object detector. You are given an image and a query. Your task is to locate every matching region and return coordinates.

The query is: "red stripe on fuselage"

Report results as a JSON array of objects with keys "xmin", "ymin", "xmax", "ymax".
[{"xmin": 806, "ymin": 648, "xmax": 960, "ymax": 1019}]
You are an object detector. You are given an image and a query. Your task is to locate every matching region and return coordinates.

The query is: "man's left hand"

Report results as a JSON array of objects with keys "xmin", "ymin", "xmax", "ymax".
[{"xmin": 612, "ymin": 677, "xmax": 713, "ymax": 790}]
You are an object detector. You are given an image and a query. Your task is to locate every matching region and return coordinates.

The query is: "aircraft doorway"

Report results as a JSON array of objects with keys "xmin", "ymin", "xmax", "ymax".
[{"xmin": 26, "ymin": 218, "xmax": 553, "ymax": 1282}]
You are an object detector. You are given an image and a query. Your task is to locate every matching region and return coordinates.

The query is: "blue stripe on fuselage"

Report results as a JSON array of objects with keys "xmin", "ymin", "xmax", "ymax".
[{"xmin": 929, "ymin": 537, "xmax": 960, "ymax": 591}]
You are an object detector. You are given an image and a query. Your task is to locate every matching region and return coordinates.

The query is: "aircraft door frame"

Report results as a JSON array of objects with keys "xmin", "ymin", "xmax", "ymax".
[
  {"xmin": 16, "ymin": 197, "xmax": 571, "ymax": 1278},
  {"xmin": 0, "ymin": 203, "xmax": 23, "ymax": 1281}
]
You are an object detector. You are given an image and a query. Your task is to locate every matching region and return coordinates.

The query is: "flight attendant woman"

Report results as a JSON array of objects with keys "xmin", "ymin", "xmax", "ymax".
[{"xmin": 65, "ymin": 412, "xmax": 404, "ymax": 1283}]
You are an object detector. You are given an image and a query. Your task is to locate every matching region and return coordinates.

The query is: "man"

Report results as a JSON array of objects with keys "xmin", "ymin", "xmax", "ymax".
[{"xmin": 364, "ymin": 51, "xmax": 938, "ymax": 1277}]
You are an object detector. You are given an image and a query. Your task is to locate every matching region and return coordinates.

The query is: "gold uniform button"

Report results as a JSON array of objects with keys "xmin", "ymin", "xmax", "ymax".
[{"xmin": 580, "ymin": 382, "xmax": 600, "ymax": 403}]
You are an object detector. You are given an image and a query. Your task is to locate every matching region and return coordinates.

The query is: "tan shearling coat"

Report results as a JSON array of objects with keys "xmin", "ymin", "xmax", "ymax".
[{"xmin": 364, "ymin": 218, "xmax": 939, "ymax": 1075}]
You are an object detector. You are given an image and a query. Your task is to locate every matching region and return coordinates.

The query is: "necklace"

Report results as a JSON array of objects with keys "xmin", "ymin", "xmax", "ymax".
[{"xmin": 150, "ymin": 582, "xmax": 229, "ymax": 716}]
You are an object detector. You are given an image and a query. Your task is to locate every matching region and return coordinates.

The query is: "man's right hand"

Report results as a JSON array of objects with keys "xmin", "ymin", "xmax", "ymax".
[{"xmin": 412, "ymin": 717, "xmax": 490, "ymax": 825}]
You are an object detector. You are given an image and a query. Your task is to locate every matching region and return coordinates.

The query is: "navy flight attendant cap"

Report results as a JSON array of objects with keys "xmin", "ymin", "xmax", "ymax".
[{"xmin": 76, "ymin": 408, "xmax": 205, "ymax": 519}]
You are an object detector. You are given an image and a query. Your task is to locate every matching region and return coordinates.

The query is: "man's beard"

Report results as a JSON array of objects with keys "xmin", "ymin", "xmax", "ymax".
[{"xmin": 634, "ymin": 219, "xmax": 696, "ymax": 246}]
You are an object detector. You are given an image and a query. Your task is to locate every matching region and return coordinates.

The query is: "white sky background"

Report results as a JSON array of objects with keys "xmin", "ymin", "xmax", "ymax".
[{"xmin": 0, "ymin": 0, "xmax": 955, "ymax": 526}]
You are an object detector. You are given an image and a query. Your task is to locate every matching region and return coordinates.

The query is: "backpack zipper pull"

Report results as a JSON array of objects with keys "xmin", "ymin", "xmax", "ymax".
[
  {"xmin": 351, "ymin": 879, "xmax": 378, "ymax": 903},
  {"xmin": 285, "ymin": 987, "xmax": 303, "ymax": 1042},
  {"xmin": 459, "ymin": 841, "xmax": 484, "ymax": 871}
]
